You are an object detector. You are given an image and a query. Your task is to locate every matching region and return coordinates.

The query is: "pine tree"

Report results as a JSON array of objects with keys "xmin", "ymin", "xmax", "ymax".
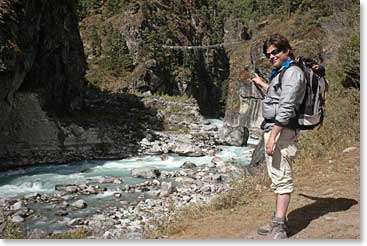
[{"xmin": 104, "ymin": 26, "xmax": 134, "ymax": 75}]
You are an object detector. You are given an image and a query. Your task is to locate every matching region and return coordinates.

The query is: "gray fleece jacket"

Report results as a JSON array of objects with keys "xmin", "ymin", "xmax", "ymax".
[{"xmin": 262, "ymin": 64, "xmax": 306, "ymax": 132}]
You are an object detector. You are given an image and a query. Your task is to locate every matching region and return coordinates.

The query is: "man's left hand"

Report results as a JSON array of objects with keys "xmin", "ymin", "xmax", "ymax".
[{"xmin": 266, "ymin": 138, "xmax": 276, "ymax": 156}]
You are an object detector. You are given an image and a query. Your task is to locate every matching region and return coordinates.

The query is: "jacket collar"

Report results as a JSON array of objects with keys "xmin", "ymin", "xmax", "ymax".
[{"xmin": 269, "ymin": 59, "xmax": 293, "ymax": 80}]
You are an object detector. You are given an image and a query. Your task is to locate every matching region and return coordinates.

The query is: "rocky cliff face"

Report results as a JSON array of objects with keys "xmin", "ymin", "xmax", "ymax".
[
  {"xmin": 215, "ymin": 17, "xmax": 264, "ymax": 146},
  {"xmin": 0, "ymin": 0, "xmax": 164, "ymax": 170},
  {"xmin": 0, "ymin": 0, "xmax": 86, "ymax": 169},
  {"xmin": 0, "ymin": 0, "xmax": 86, "ymax": 128}
]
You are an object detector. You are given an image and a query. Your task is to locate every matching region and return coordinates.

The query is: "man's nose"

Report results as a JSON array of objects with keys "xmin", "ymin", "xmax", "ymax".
[{"xmin": 269, "ymin": 53, "xmax": 276, "ymax": 59}]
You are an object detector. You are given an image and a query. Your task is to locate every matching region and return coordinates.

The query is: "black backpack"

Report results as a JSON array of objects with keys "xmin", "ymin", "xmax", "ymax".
[{"xmin": 279, "ymin": 57, "xmax": 329, "ymax": 130}]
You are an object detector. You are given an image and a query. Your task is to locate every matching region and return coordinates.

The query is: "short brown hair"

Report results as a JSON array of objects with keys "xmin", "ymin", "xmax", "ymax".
[{"xmin": 263, "ymin": 34, "xmax": 295, "ymax": 59}]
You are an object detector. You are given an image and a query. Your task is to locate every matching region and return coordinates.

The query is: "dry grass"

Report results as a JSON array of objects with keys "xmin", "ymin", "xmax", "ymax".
[
  {"xmin": 142, "ymin": 202, "xmax": 210, "ymax": 239},
  {"xmin": 209, "ymin": 166, "xmax": 270, "ymax": 210},
  {"xmin": 1, "ymin": 221, "xmax": 24, "ymax": 239}
]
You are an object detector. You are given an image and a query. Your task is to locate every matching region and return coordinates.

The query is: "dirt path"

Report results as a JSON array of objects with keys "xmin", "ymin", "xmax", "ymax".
[{"xmin": 169, "ymin": 148, "xmax": 360, "ymax": 239}]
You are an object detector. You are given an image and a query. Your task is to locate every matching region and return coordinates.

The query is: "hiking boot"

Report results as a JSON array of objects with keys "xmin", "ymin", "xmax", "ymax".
[
  {"xmin": 257, "ymin": 215, "xmax": 288, "ymax": 239},
  {"xmin": 267, "ymin": 220, "xmax": 288, "ymax": 239}
]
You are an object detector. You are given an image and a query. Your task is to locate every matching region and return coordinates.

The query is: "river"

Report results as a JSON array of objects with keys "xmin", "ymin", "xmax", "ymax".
[{"xmin": 0, "ymin": 123, "xmax": 260, "ymax": 238}]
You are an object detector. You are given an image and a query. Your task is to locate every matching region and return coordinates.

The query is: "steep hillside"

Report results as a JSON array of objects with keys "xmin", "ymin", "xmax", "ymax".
[{"xmin": 79, "ymin": 0, "xmax": 246, "ymax": 117}]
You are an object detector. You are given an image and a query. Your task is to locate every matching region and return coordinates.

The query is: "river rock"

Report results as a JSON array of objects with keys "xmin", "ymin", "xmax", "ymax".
[
  {"xmin": 160, "ymin": 154, "xmax": 169, "ymax": 160},
  {"xmin": 141, "ymin": 187, "xmax": 150, "ymax": 192},
  {"xmin": 113, "ymin": 193, "xmax": 122, "ymax": 198},
  {"xmin": 148, "ymin": 142, "xmax": 164, "ymax": 154},
  {"xmin": 14, "ymin": 207, "xmax": 32, "ymax": 218},
  {"xmin": 202, "ymin": 124, "xmax": 218, "ymax": 131},
  {"xmin": 0, "ymin": 199, "xmax": 6, "ymax": 207},
  {"xmin": 120, "ymin": 201, "xmax": 129, "ymax": 208},
  {"xmin": 24, "ymin": 193, "xmax": 41, "ymax": 200},
  {"xmin": 182, "ymin": 177, "xmax": 196, "ymax": 186},
  {"xmin": 67, "ymin": 218, "xmax": 84, "ymax": 226},
  {"xmin": 212, "ymin": 174, "xmax": 223, "ymax": 182},
  {"xmin": 211, "ymin": 157, "xmax": 225, "ymax": 166},
  {"xmin": 10, "ymin": 201, "xmax": 23, "ymax": 211},
  {"xmin": 102, "ymin": 231, "xmax": 115, "ymax": 239},
  {"xmin": 51, "ymin": 229, "xmax": 70, "ymax": 236},
  {"xmin": 61, "ymin": 195, "xmax": 74, "ymax": 201},
  {"xmin": 172, "ymin": 143, "xmax": 204, "ymax": 157},
  {"xmin": 71, "ymin": 199, "xmax": 87, "ymax": 209},
  {"xmin": 207, "ymin": 149, "xmax": 216, "ymax": 156},
  {"xmin": 152, "ymin": 179, "xmax": 160, "ymax": 186},
  {"xmin": 131, "ymin": 167, "xmax": 161, "ymax": 179},
  {"xmin": 180, "ymin": 161, "xmax": 197, "ymax": 169},
  {"xmin": 55, "ymin": 184, "xmax": 78, "ymax": 193},
  {"xmin": 146, "ymin": 190, "xmax": 160, "ymax": 197},
  {"xmin": 91, "ymin": 214, "xmax": 106, "ymax": 221},
  {"xmin": 160, "ymin": 182, "xmax": 176, "ymax": 197},
  {"xmin": 97, "ymin": 176, "xmax": 123, "ymax": 184},
  {"xmin": 84, "ymin": 186, "xmax": 97, "ymax": 194},
  {"xmin": 342, "ymin": 146, "xmax": 358, "ymax": 153},
  {"xmin": 11, "ymin": 215, "xmax": 25, "ymax": 223},
  {"xmin": 55, "ymin": 210, "xmax": 69, "ymax": 216},
  {"xmin": 199, "ymin": 184, "xmax": 213, "ymax": 193},
  {"xmin": 28, "ymin": 228, "xmax": 48, "ymax": 239},
  {"xmin": 140, "ymin": 138, "xmax": 151, "ymax": 146}
]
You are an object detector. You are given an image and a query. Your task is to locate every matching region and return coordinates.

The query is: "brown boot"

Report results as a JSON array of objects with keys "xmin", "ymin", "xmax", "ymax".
[
  {"xmin": 257, "ymin": 215, "xmax": 288, "ymax": 239},
  {"xmin": 267, "ymin": 218, "xmax": 288, "ymax": 239}
]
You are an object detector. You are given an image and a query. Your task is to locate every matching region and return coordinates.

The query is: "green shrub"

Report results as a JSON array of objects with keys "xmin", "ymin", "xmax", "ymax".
[
  {"xmin": 102, "ymin": 26, "xmax": 134, "ymax": 75},
  {"xmin": 337, "ymin": 34, "xmax": 360, "ymax": 89},
  {"xmin": 78, "ymin": 0, "xmax": 102, "ymax": 18}
]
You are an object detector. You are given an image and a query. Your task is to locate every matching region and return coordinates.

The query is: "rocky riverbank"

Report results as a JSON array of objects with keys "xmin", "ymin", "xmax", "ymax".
[
  {"xmin": 0, "ymin": 153, "xmax": 248, "ymax": 239},
  {"xmin": 0, "ymin": 92, "xmax": 261, "ymax": 239}
]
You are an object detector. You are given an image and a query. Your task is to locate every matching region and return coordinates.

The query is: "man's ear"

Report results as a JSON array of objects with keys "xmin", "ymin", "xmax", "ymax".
[{"xmin": 285, "ymin": 49, "xmax": 290, "ymax": 56}]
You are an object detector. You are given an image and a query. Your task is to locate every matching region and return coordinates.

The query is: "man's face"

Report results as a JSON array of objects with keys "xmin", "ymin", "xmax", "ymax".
[{"xmin": 266, "ymin": 45, "xmax": 290, "ymax": 68}]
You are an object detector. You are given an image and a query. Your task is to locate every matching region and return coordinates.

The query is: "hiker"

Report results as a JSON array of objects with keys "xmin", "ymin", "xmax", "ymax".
[{"xmin": 251, "ymin": 33, "xmax": 306, "ymax": 239}]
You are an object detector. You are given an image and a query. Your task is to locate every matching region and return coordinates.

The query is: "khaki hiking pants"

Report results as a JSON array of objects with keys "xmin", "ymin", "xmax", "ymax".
[{"xmin": 264, "ymin": 128, "xmax": 299, "ymax": 194}]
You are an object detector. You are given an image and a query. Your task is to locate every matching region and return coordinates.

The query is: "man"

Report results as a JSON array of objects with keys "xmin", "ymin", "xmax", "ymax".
[{"xmin": 251, "ymin": 34, "xmax": 306, "ymax": 239}]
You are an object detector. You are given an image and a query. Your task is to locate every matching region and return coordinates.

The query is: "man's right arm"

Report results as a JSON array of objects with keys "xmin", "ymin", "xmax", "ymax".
[{"xmin": 252, "ymin": 73, "xmax": 269, "ymax": 92}]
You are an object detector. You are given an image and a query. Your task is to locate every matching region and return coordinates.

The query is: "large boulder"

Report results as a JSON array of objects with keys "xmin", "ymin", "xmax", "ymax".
[
  {"xmin": 218, "ymin": 125, "xmax": 249, "ymax": 146},
  {"xmin": 171, "ymin": 143, "xmax": 204, "ymax": 157},
  {"xmin": 71, "ymin": 199, "xmax": 87, "ymax": 209},
  {"xmin": 160, "ymin": 182, "xmax": 176, "ymax": 197},
  {"xmin": 180, "ymin": 161, "xmax": 197, "ymax": 169}
]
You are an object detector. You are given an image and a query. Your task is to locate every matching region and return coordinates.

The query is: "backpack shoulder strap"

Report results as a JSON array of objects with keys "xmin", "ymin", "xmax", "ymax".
[{"xmin": 278, "ymin": 62, "xmax": 299, "ymax": 85}]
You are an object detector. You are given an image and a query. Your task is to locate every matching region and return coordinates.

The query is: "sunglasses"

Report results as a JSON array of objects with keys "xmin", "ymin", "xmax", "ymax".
[{"xmin": 265, "ymin": 47, "xmax": 285, "ymax": 59}]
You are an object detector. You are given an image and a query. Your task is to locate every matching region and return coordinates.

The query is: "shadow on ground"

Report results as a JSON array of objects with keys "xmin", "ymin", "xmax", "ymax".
[{"xmin": 287, "ymin": 193, "xmax": 358, "ymax": 237}]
